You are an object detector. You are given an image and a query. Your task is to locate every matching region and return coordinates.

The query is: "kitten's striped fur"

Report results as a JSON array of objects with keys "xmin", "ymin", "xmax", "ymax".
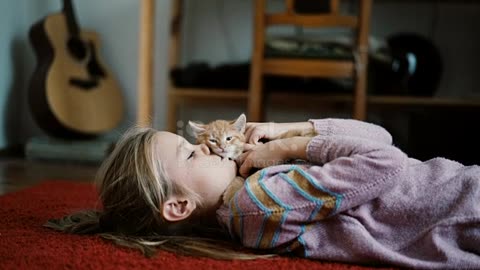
[{"xmin": 188, "ymin": 114, "xmax": 246, "ymax": 160}]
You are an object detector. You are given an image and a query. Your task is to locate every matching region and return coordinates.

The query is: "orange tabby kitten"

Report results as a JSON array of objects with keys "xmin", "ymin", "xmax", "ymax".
[
  {"xmin": 188, "ymin": 114, "xmax": 246, "ymax": 160},
  {"xmin": 220, "ymin": 124, "xmax": 317, "ymax": 204},
  {"xmin": 188, "ymin": 114, "xmax": 318, "ymax": 204}
]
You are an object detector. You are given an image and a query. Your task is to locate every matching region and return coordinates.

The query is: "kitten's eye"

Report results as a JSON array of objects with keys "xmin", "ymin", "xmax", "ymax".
[
  {"xmin": 226, "ymin": 136, "xmax": 232, "ymax": 141},
  {"xmin": 209, "ymin": 139, "xmax": 217, "ymax": 144},
  {"xmin": 187, "ymin": 151, "xmax": 195, "ymax": 160}
]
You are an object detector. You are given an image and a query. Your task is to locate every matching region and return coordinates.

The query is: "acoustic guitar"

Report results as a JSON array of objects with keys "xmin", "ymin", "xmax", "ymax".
[{"xmin": 28, "ymin": 0, "xmax": 124, "ymax": 138}]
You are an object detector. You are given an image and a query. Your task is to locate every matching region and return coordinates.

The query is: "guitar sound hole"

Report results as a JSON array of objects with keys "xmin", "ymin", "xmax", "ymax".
[
  {"xmin": 87, "ymin": 42, "xmax": 106, "ymax": 78},
  {"xmin": 67, "ymin": 37, "xmax": 87, "ymax": 60}
]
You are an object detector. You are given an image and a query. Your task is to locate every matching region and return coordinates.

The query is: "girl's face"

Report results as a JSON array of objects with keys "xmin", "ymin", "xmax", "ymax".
[{"xmin": 155, "ymin": 131, "xmax": 237, "ymax": 212}]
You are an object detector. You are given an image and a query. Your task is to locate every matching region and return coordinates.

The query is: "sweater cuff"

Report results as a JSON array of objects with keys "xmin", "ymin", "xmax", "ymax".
[
  {"xmin": 308, "ymin": 118, "xmax": 333, "ymax": 137},
  {"xmin": 306, "ymin": 136, "xmax": 328, "ymax": 165}
]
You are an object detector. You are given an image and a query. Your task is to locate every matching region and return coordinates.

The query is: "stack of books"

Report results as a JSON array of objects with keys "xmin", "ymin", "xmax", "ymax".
[{"xmin": 25, "ymin": 135, "xmax": 118, "ymax": 164}]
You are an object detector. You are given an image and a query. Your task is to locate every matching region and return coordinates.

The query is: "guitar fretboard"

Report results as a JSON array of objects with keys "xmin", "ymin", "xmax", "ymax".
[{"xmin": 63, "ymin": 0, "xmax": 80, "ymax": 37}]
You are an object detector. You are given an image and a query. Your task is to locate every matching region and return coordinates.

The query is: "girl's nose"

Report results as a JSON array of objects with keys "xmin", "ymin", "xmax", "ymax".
[{"xmin": 199, "ymin": 144, "xmax": 210, "ymax": 155}]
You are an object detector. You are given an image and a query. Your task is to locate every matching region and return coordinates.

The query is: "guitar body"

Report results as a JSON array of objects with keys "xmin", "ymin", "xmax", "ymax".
[{"xmin": 29, "ymin": 11, "xmax": 124, "ymax": 138}]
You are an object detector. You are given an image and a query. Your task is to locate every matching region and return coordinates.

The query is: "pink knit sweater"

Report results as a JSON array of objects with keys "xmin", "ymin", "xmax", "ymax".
[{"xmin": 216, "ymin": 118, "xmax": 480, "ymax": 268}]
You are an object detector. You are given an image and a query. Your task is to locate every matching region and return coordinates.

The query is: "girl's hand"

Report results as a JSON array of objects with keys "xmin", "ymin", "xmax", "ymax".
[
  {"xmin": 237, "ymin": 137, "xmax": 311, "ymax": 178},
  {"xmin": 244, "ymin": 122, "xmax": 314, "ymax": 145}
]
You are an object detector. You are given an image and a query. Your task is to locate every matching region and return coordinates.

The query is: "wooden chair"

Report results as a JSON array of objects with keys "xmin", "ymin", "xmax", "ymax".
[{"xmin": 248, "ymin": 0, "xmax": 373, "ymax": 121}]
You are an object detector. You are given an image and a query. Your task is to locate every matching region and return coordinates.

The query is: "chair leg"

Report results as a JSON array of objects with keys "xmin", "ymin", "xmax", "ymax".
[
  {"xmin": 167, "ymin": 95, "xmax": 178, "ymax": 133},
  {"xmin": 248, "ymin": 0, "xmax": 267, "ymax": 122},
  {"xmin": 354, "ymin": 0, "xmax": 372, "ymax": 121},
  {"xmin": 248, "ymin": 72, "xmax": 264, "ymax": 122},
  {"xmin": 353, "ymin": 70, "xmax": 367, "ymax": 120}
]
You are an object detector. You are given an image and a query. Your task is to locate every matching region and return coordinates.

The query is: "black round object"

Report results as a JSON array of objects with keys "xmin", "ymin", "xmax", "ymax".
[{"xmin": 371, "ymin": 33, "xmax": 443, "ymax": 96}]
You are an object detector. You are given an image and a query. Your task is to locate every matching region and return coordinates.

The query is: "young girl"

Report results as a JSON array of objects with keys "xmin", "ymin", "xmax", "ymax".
[{"xmin": 47, "ymin": 119, "xmax": 480, "ymax": 268}]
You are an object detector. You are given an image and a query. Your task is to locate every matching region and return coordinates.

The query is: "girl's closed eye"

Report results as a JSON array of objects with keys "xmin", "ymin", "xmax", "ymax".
[{"xmin": 188, "ymin": 151, "xmax": 195, "ymax": 160}]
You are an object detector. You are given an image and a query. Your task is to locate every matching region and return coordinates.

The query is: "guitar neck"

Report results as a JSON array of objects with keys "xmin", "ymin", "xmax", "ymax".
[{"xmin": 63, "ymin": 0, "xmax": 80, "ymax": 37}]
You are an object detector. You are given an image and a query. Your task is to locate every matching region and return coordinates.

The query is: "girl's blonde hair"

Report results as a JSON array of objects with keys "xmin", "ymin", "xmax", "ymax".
[{"xmin": 45, "ymin": 127, "xmax": 271, "ymax": 260}]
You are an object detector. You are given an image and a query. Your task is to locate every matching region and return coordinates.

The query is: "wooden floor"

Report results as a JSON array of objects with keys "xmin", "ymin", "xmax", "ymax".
[{"xmin": 0, "ymin": 158, "xmax": 99, "ymax": 196}]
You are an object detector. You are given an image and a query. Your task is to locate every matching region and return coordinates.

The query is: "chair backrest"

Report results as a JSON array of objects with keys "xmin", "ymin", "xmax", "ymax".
[{"xmin": 257, "ymin": 0, "xmax": 372, "ymax": 50}]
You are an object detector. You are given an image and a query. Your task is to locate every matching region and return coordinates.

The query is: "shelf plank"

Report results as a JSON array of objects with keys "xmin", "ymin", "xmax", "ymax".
[
  {"xmin": 369, "ymin": 96, "xmax": 480, "ymax": 107},
  {"xmin": 263, "ymin": 59, "xmax": 355, "ymax": 78},
  {"xmin": 266, "ymin": 14, "xmax": 358, "ymax": 28},
  {"xmin": 168, "ymin": 88, "xmax": 247, "ymax": 99},
  {"xmin": 169, "ymin": 87, "xmax": 480, "ymax": 108}
]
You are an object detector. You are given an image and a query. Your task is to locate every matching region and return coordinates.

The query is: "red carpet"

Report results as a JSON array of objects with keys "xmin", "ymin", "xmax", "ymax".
[{"xmin": 0, "ymin": 181, "xmax": 396, "ymax": 270}]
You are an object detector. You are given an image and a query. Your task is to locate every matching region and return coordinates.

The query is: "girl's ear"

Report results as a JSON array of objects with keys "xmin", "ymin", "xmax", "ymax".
[
  {"xmin": 162, "ymin": 196, "xmax": 197, "ymax": 222},
  {"xmin": 233, "ymin": 113, "xmax": 246, "ymax": 133},
  {"xmin": 188, "ymin": 121, "xmax": 206, "ymax": 138}
]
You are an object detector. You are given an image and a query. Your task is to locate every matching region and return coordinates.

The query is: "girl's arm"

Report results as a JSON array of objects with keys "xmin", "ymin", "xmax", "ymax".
[
  {"xmin": 303, "ymin": 134, "xmax": 407, "ymax": 212},
  {"xmin": 245, "ymin": 118, "xmax": 393, "ymax": 145},
  {"xmin": 238, "ymin": 118, "xmax": 395, "ymax": 177},
  {"xmin": 219, "ymin": 132, "xmax": 408, "ymax": 250}
]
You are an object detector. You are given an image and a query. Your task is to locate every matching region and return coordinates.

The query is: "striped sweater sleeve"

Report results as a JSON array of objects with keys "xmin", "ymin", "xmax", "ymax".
[{"xmin": 216, "ymin": 120, "xmax": 408, "ymax": 251}]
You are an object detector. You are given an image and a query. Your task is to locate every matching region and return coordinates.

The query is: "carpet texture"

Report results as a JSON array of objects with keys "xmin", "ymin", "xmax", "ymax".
[{"xmin": 0, "ymin": 181, "xmax": 396, "ymax": 270}]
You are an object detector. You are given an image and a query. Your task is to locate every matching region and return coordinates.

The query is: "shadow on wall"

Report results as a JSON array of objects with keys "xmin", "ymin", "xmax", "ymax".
[
  {"xmin": 2, "ymin": 1, "xmax": 60, "ymax": 152},
  {"xmin": 4, "ymin": 38, "xmax": 39, "ymax": 151},
  {"xmin": 5, "ymin": 39, "xmax": 26, "ymax": 148}
]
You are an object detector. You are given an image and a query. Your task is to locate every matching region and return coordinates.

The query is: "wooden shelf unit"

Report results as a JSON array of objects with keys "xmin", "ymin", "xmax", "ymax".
[{"xmin": 165, "ymin": 0, "xmax": 480, "ymax": 132}]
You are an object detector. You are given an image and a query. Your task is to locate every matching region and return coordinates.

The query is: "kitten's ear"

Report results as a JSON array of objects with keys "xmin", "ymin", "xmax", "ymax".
[
  {"xmin": 233, "ymin": 113, "xmax": 246, "ymax": 133},
  {"xmin": 188, "ymin": 121, "xmax": 206, "ymax": 138}
]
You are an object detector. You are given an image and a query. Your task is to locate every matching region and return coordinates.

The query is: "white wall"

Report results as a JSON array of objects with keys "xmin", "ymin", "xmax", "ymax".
[{"xmin": 0, "ymin": 0, "xmax": 479, "ymax": 149}]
